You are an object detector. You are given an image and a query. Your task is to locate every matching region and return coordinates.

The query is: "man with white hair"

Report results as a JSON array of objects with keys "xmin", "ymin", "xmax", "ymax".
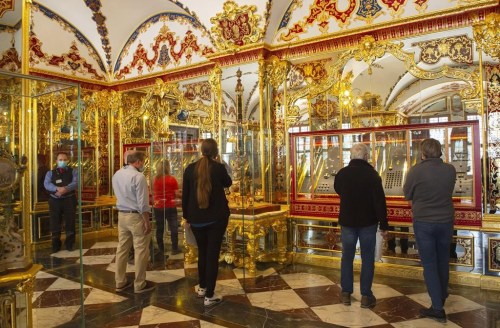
[{"xmin": 334, "ymin": 142, "xmax": 388, "ymax": 308}]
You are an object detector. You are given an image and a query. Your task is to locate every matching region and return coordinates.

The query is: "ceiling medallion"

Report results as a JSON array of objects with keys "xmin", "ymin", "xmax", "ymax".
[
  {"xmin": 210, "ymin": 0, "xmax": 264, "ymax": 52},
  {"xmin": 0, "ymin": 0, "xmax": 14, "ymax": 18}
]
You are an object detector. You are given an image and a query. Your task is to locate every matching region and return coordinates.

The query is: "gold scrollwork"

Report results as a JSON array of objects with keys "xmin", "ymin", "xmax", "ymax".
[
  {"xmin": 288, "ymin": 35, "xmax": 480, "ymax": 116},
  {"xmin": 473, "ymin": 13, "xmax": 500, "ymax": 61},
  {"xmin": 121, "ymin": 79, "xmax": 215, "ymax": 143},
  {"xmin": 210, "ymin": 0, "xmax": 264, "ymax": 52},
  {"xmin": 39, "ymin": 90, "xmax": 79, "ymax": 144},
  {"xmin": 265, "ymin": 55, "xmax": 290, "ymax": 90}
]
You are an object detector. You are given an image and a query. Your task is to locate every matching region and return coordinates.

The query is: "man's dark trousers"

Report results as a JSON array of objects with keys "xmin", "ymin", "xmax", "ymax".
[{"xmin": 48, "ymin": 195, "xmax": 76, "ymax": 251}]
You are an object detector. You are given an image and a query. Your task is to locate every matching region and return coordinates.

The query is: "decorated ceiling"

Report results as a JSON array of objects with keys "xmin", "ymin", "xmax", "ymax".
[{"xmin": 0, "ymin": 0, "xmax": 498, "ymax": 85}]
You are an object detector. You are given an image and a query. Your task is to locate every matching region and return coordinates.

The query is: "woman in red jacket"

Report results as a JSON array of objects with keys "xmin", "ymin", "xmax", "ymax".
[{"xmin": 153, "ymin": 159, "xmax": 180, "ymax": 259}]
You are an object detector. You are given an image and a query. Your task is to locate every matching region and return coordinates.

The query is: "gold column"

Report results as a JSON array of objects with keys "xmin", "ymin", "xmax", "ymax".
[
  {"xmin": 209, "ymin": 65, "xmax": 222, "ymax": 144},
  {"xmin": 265, "ymin": 56, "xmax": 290, "ymax": 203},
  {"xmin": 473, "ymin": 13, "xmax": 500, "ymax": 213},
  {"xmin": 258, "ymin": 59, "xmax": 267, "ymax": 200}
]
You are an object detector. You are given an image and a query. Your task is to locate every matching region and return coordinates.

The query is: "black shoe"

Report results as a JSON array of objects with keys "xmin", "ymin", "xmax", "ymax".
[
  {"xmin": 66, "ymin": 245, "xmax": 74, "ymax": 252},
  {"xmin": 340, "ymin": 292, "xmax": 351, "ymax": 306},
  {"xmin": 52, "ymin": 239, "xmax": 62, "ymax": 253},
  {"xmin": 420, "ymin": 307, "xmax": 446, "ymax": 323},
  {"xmin": 360, "ymin": 295, "xmax": 377, "ymax": 308},
  {"xmin": 135, "ymin": 281, "xmax": 156, "ymax": 294}
]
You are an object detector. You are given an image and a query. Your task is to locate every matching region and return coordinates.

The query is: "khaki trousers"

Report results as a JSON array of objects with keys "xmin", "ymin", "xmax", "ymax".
[{"xmin": 115, "ymin": 212, "xmax": 151, "ymax": 292}]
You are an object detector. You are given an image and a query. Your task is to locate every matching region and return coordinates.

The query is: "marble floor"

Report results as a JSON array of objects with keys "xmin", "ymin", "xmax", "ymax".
[{"xmin": 31, "ymin": 237, "xmax": 500, "ymax": 328}]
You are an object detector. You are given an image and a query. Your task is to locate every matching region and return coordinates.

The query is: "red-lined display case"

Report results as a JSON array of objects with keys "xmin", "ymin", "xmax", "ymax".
[{"xmin": 290, "ymin": 120, "xmax": 482, "ymax": 228}]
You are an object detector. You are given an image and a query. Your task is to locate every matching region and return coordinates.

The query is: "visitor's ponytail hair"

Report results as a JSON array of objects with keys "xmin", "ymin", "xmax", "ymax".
[{"xmin": 196, "ymin": 138, "xmax": 218, "ymax": 209}]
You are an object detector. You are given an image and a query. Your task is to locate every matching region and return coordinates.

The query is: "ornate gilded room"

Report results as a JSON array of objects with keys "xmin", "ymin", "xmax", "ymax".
[{"xmin": 1, "ymin": 0, "xmax": 500, "ymax": 327}]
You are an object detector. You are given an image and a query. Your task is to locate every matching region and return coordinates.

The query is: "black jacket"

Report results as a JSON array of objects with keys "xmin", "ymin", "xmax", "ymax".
[
  {"xmin": 334, "ymin": 159, "xmax": 389, "ymax": 230},
  {"xmin": 182, "ymin": 159, "xmax": 232, "ymax": 224}
]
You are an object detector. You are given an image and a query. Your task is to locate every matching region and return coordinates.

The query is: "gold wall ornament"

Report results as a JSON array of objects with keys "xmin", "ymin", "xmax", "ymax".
[
  {"xmin": 38, "ymin": 90, "xmax": 78, "ymax": 144},
  {"xmin": 473, "ymin": 13, "xmax": 500, "ymax": 60},
  {"xmin": 210, "ymin": 0, "xmax": 264, "ymax": 52},
  {"xmin": 413, "ymin": 34, "xmax": 473, "ymax": 65},
  {"xmin": 336, "ymin": 35, "xmax": 480, "ymax": 100},
  {"xmin": 209, "ymin": 65, "xmax": 222, "ymax": 141},
  {"xmin": 265, "ymin": 55, "xmax": 290, "ymax": 89}
]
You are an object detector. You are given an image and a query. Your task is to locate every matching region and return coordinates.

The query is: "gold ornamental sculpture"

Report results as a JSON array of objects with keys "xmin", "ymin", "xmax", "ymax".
[
  {"xmin": 473, "ymin": 13, "xmax": 500, "ymax": 61},
  {"xmin": 210, "ymin": 0, "xmax": 264, "ymax": 52},
  {"xmin": 0, "ymin": 147, "xmax": 27, "ymax": 273}
]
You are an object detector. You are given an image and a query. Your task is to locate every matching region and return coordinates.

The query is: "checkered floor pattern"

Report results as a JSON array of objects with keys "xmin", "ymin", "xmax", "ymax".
[{"xmin": 30, "ymin": 240, "xmax": 499, "ymax": 327}]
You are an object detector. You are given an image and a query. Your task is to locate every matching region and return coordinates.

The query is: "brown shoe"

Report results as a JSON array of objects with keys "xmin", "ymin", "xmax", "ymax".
[
  {"xmin": 361, "ymin": 295, "xmax": 376, "ymax": 308},
  {"xmin": 341, "ymin": 292, "xmax": 351, "ymax": 306}
]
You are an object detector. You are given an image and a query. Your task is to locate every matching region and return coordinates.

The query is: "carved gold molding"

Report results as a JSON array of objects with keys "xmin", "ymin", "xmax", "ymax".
[
  {"xmin": 473, "ymin": 12, "xmax": 500, "ymax": 61},
  {"xmin": 265, "ymin": 55, "xmax": 290, "ymax": 89},
  {"xmin": 210, "ymin": 0, "xmax": 264, "ymax": 52},
  {"xmin": 288, "ymin": 35, "xmax": 480, "ymax": 118}
]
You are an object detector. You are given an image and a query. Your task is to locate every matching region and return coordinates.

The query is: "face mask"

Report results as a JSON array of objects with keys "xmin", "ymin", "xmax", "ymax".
[
  {"xmin": 138, "ymin": 165, "xmax": 145, "ymax": 172},
  {"xmin": 57, "ymin": 160, "xmax": 68, "ymax": 168}
]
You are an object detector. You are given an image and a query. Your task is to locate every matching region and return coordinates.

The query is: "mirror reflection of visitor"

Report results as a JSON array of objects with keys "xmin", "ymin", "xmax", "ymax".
[
  {"xmin": 44, "ymin": 152, "xmax": 78, "ymax": 253},
  {"xmin": 387, "ymin": 226, "xmax": 409, "ymax": 255},
  {"xmin": 112, "ymin": 151, "xmax": 156, "ymax": 294},
  {"xmin": 403, "ymin": 138, "xmax": 456, "ymax": 323},
  {"xmin": 153, "ymin": 159, "xmax": 181, "ymax": 259},
  {"xmin": 182, "ymin": 139, "xmax": 232, "ymax": 307},
  {"xmin": 334, "ymin": 143, "xmax": 388, "ymax": 309}
]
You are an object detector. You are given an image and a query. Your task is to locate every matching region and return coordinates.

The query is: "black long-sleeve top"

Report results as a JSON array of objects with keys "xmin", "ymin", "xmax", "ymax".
[
  {"xmin": 182, "ymin": 159, "xmax": 232, "ymax": 224},
  {"xmin": 334, "ymin": 159, "xmax": 389, "ymax": 230}
]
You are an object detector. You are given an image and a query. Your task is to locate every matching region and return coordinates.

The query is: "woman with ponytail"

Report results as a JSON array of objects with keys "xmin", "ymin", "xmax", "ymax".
[{"xmin": 182, "ymin": 138, "xmax": 232, "ymax": 307}]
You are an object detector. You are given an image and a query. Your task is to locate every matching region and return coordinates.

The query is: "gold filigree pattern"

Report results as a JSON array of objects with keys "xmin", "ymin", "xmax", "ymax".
[
  {"xmin": 209, "ymin": 65, "xmax": 222, "ymax": 140},
  {"xmin": 265, "ymin": 55, "xmax": 290, "ymax": 89},
  {"xmin": 183, "ymin": 81, "xmax": 211, "ymax": 101},
  {"xmin": 413, "ymin": 35, "xmax": 473, "ymax": 64},
  {"xmin": 0, "ymin": 0, "xmax": 14, "ymax": 18},
  {"xmin": 82, "ymin": 90, "xmax": 121, "ymax": 196},
  {"xmin": 473, "ymin": 13, "xmax": 500, "ymax": 60},
  {"xmin": 210, "ymin": 0, "xmax": 264, "ymax": 52},
  {"xmin": 38, "ymin": 90, "xmax": 79, "ymax": 144}
]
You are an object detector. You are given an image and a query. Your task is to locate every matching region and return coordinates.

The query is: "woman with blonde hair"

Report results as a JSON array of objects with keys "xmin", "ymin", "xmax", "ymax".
[
  {"xmin": 153, "ymin": 159, "xmax": 180, "ymax": 259},
  {"xmin": 182, "ymin": 138, "xmax": 232, "ymax": 307}
]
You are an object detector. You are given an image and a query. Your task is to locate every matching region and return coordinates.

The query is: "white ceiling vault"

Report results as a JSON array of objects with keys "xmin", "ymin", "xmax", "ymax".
[{"xmin": 0, "ymin": 0, "xmax": 498, "ymax": 84}]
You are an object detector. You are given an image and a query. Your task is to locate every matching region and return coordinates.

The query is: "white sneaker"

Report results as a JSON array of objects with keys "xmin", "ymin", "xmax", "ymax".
[
  {"xmin": 197, "ymin": 287, "xmax": 206, "ymax": 298},
  {"xmin": 204, "ymin": 295, "xmax": 222, "ymax": 307}
]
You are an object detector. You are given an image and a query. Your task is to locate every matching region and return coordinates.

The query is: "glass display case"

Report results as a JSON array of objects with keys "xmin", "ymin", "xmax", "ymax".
[
  {"xmin": 123, "ymin": 138, "xmax": 200, "ymax": 188},
  {"xmin": 0, "ymin": 70, "xmax": 83, "ymax": 327},
  {"xmin": 290, "ymin": 120, "xmax": 482, "ymax": 228}
]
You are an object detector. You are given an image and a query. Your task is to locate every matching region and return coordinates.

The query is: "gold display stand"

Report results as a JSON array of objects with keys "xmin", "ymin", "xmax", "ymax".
[
  {"xmin": 0, "ymin": 264, "xmax": 42, "ymax": 328},
  {"xmin": 184, "ymin": 208, "xmax": 288, "ymax": 276},
  {"xmin": 224, "ymin": 210, "xmax": 288, "ymax": 276}
]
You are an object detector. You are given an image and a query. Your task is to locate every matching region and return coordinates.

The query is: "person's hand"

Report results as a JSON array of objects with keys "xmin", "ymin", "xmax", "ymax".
[
  {"xmin": 380, "ymin": 230, "xmax": 388, "ymax": 239},
  {"xmin": 56, "ymin": 186, "xmax": 67, "ymax": 194},
  {"xmin": 143, "ymin": 219, "xmax": 152, "ymax": 235}
]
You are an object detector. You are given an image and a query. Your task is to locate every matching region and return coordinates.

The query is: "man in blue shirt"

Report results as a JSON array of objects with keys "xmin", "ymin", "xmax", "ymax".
[{"xmin": 44, "ymin": 152, "xmax": 78, "ymax": 253}]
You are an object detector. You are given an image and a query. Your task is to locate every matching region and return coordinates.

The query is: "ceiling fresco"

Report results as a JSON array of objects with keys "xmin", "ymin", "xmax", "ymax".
[{"xmin": 0, "ymin": 0, "xmax": 498, "ymax": 83}]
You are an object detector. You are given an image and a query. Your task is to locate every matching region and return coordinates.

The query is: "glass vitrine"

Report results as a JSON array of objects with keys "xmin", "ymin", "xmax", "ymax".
[{"xmin": 290, "ymin": 120, "xmax": 481, "ymax": 228}]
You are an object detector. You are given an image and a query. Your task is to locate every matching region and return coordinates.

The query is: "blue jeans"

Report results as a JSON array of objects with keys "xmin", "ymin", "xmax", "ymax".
[
  {"xmin": 341, "ymin": 224, "xmax": 377, "ymax": 296},
  {"xmin": 413, "ymin": 220, "xmax": 454, "ymax": 311}
]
